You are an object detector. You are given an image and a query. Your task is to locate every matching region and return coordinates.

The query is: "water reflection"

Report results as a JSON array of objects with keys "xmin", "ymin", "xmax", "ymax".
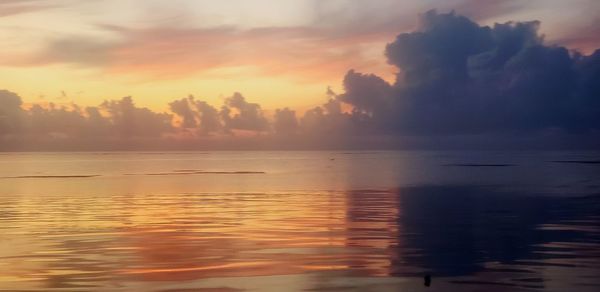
[
  {"xmin": 392, "ymin": 187, "xmax": 600, "ymax": 290},
  {"xmin": 0, "ymin": 186, "xmax": 599, "ymax": 291}
]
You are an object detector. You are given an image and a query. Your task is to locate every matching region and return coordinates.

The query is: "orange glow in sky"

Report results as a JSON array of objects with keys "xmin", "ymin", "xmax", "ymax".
[{"xmin": 1, "ymin": 0, "xmax": 599, "ymax": 112}]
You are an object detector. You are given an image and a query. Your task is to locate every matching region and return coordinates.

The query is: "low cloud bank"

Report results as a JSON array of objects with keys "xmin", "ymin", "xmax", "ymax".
[{"xmin": 1, "ymin": 11, "xmax": 599, "ymax": 150}]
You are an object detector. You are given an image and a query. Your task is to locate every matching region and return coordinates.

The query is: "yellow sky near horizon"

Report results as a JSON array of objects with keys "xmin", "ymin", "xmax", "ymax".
[{"xmin": 1, "ymin": 0, "xmax": 599, "ymax": 113}]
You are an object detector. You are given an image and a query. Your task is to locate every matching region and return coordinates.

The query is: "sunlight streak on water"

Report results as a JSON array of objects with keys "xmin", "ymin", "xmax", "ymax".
[
  {"xmin": 0, "ymin": 151, "xmax": 599, "ymax": 291},
  {"xmin": 0, "ymin": 189, "xmax": 598, "ymax": 291}
]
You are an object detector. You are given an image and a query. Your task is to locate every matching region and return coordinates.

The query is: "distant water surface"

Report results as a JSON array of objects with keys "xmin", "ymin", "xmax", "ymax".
[{"xmin": 0, "ymin": 151, "xmax": 599, "ymax": 291}]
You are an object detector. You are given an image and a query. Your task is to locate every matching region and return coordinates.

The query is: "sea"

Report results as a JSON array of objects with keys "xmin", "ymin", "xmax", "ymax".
[{"xmin": 0, "ymin": 151, "xmax": 599, "ymax": 291}]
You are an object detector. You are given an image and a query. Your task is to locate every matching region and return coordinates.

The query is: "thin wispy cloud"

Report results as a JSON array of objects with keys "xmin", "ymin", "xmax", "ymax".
[
  {"xmin": 11, "ymin": 24, "xmax": 390, "ymax": 82},
  {"xmin": 0, "ymin": 0, "xmax": 60, "ymax": 18}
]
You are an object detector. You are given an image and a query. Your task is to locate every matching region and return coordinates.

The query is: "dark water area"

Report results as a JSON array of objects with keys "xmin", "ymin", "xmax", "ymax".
[
  {"xmin": 0, "ymin": 151, "xmax": 599, "ymax": 291},
  {"xmin": 388, "ymin": 187, "xmax": 600, "ymax": 283}
]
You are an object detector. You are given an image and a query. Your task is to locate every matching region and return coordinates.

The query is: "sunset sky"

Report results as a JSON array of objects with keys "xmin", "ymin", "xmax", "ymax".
[
  {"xmin": 1, "ymin": 0, "xmax": 599, "ymax": 112},
  {"xmin": 3, "ymin": 3, "xmax": 600, "ymax": 291},
  {"xmin": 1, "ymin": 0, "xmax": 599, "ymax": 150}
]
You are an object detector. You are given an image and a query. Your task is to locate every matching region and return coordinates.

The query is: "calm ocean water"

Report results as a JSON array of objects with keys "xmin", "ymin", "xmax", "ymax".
[{"xmin": 0, "ymin": 151, "xmax": 599, "ymax": 291}]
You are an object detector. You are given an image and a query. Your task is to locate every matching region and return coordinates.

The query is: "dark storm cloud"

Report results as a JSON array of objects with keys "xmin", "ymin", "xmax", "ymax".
[
  {"xmin": 338, "ymin": 10, "xmax": 600, "ymax": 135},
  {"xmin": 337, "ymin": 70, "xmax": 392, "ymax": 114}
]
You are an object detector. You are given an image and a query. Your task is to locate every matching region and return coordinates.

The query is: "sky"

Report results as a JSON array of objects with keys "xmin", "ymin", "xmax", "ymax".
[{"xmin": 1, "ymin": 0, "xmax": 599, "ymax": 150}]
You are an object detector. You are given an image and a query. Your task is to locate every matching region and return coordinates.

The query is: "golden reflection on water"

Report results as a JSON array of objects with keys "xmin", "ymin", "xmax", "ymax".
[
  {"xmin": 0, "ymin": 191, "xmax": 403, "ymax": 290},
  {"xmin": 2, "ymin": 152, "xmax": 600, "ymax": 291},
  {"xmin": 1, "ymin": 188, "xmax": 599, "ymax": 291}
]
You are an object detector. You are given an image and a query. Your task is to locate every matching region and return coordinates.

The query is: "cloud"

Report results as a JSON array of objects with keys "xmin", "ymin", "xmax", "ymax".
[
  {"xmin": 169, "ymin": 96, "xmax": 222, "ymax": 135},
  {"xmin": 220, "ymin": 92, "xmax": 269, "ymax": 132},
  {"xmin": 27, "ymin": 103, "xmax": 89, "ymax": 137},
  {"xmin": 0, "ymin": 0, "xmax": 59, "ymax": 17},
  {"xmin": 168, "ymin": 93, "xmax": 275, "ymax": 136},
  {"xmin": 273, "ymin": 108, "xmax": 298, "ymax": 136},
  {"xmin": 298, "ymin": 98, "xmax": 361, "ymax": 137},
  {"xmin": 1, "ymin": 93, "xmax": 174, "ymax": 150},
  {"xmin": 386, "ymin": 10, "xmax": 496, "ymax": 85},
  {"xmin": 447, "ymin": 0, "xmax": 524, "ymax": 22},
  {"xmin": 6, "ymin": 0, "xmax": 599, "ymax": 86},
  {"xmin": 309, "ymin": 0, "xmax": 523, "ymax": 40},
  {"xmin": 168, "ymin": 96, "xmax": 198, "ymax": 128},
  {"xmin": 100, "ymin": 96, "xmax": 173, "ymax": 137},
  {"xmin": 337, "ymin": 10, "xmax": 600, "ymax": 135},
  {"xmin": 0, "ymin": 90, "xmax": 24, "ymax": 134},
  {"xmin": 194, "ymin": 99, "xmax": 222, "ymax": 134},
  {"xmin": 338, "ymin": 70, "xmax": 392, "ymax": 114},
  {"xmin": 1, "ymin": 10, "xmax": 599, "ymax": 150},
  {"xmin": 15, "ymin": 24, "xmax": 389, "ymax": 81}
]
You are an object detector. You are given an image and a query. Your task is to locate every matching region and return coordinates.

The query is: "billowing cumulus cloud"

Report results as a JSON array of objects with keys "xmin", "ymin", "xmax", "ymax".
[
  {"xmin": 100, "ymin": 96, "xmax": 173, "ymax": 137},
  {"xmin": 220, "ymin": 92, "xmax": 269, "ymax": 132},
  {"xmin": 169, "ymin": 96, "xmax": 222, "ymax": 134},
  {"xmin": 338, "ymin": 70, "xmax": 392, "ymax": 114},
  {"xmin": 169, "ymin": 97, "xmax": 198, "ymax": 128},
  {"xmin": 0, "ymin": 93, "xmax": 175, "ymax": 150},
  {"xmin": 1, "ymin": 10, "xmax": 599, "ymax": 150},
  {"xmin": 338, "ymin": 10, "xmax": 600, "ymax": 136}
]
